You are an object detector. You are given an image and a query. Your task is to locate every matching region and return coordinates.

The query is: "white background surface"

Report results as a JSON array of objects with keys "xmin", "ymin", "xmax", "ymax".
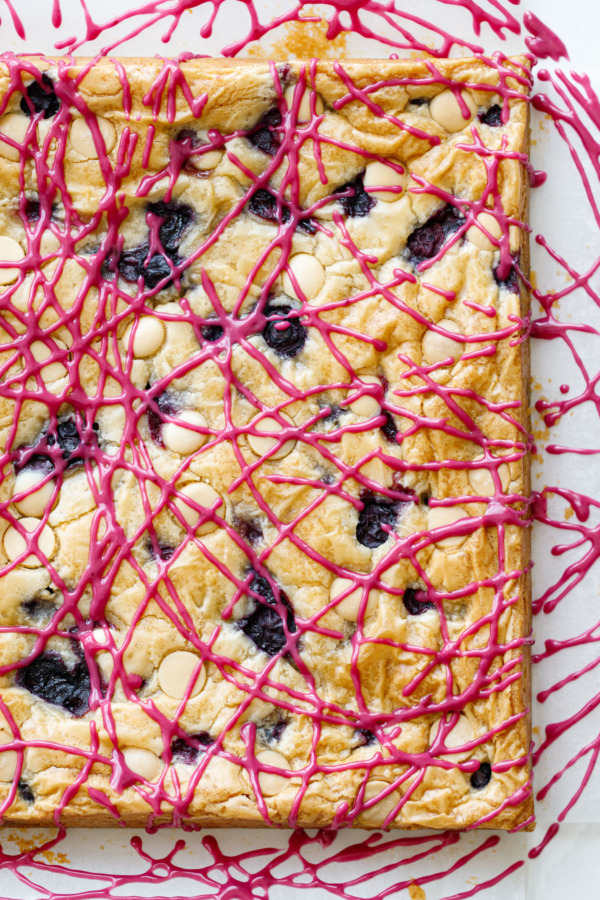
[{"xmin": 0, "ymin": 1, "xmax": 599, "ymax": 897}]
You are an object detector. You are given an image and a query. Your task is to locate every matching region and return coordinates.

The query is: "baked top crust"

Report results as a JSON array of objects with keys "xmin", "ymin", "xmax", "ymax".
[{"xmin": 0, "ymin": 54, "xmax": 532, "ymax": 830}]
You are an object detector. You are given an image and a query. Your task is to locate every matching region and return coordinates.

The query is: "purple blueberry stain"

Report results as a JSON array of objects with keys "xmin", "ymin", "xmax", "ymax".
[
  {"xmin": 334, "ymin": 174, "xmax": 376, "ymax": 218},
  {"xmin": 248, "ymin": 107, "xmax": 282, "ymax": 156},
  {"xmin": 201, "ymin": 323, "xmax": 224, "ymax": 342},
  {"xmin": 406, "ymin": 204, "xmax": 465, "ymax": 264},
  {"xmin": 238, "ymin": 570, "xmax": 297, "ymax": 657},
  {"xmin": 20, "ymin": 73, "xmax": 61, "ymax": 119},
  {"xmin": 494, "ymin": 254, "xmax": 521, "ymax": 294},
  {"xmin": 380, "ymin": 410, "xmax": 399, "ymax": 444},
  {"xmin": 356, "ymin": 496, "xmax": 397, "ymax": 549},
  {"xmin": 403, "ymin": 587, "xmax": 436, "ymax": 615},
  {"xmin": 470, "ymin": 761, "xmax": 492, "ymax": 789},
  {"xmin": 171, "ymin": 731, "xmax": 214, "ymax": 764},
  {"xmin": 261, "ymin": 304, "xmax": 307, "ymax": 358},
  {"xmin": 15, "ymin": 651, "xmax": 91, "ymax": 717}
]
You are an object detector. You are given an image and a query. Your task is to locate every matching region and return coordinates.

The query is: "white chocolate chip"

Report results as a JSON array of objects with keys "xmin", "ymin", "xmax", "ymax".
[
  {"xmin": 467, "ymin": 455, "xmax": 510, "ymax": 496},
  {"xmin": 0, "ymin": 731, "xmax": 17, "ymax": 781},
  {"xmin": 123, "ymin": 316, "xmax": 165, "ymax": 358},
  {"xmin": 122, "ymin": 747, "xmax": 162, "ymax": 782},
  {"xmin": 330, "ymin": 577, "xmax": 378, "ymax": 621},
  {"xmin": 282, "ymin": 253, "xmax": 324, "ymax": 301},
  {"xmin": 248, "ymin": 413, "xmax": 296, "ymax": 459},
  {"xmin": 30, "ymin": 339, "xmax": 68, "ymax": 383},
  {"xmin": 158, "ymin": 650, "xmax": 206, "ymax": 699},
  {"xmin": 358, "ymin": 780, "xmax": 401, "ymax": 825},
  {"xmin": 162, "ymin": 410, "xmax": 208, "ymax": 455},
  {"xmin": 256, "ymin": 749, "xmax": 290, "ymax": 796},
  {"xmin": 3, "ymin": 518, "xmax": 56, "ymax": 567},
  {"xmin": 12, "ymin": 469, "xmax": 55, "ymax": 518},
  {"xmin": 284, "ymin": 84, "xmax": 324, "ymax": 122},
  {"xmin": 427, "ymin": 505, "xmax": 470, "ymax": 549},
  {"xmin": 429, "ymin": 715, "xmax": 476, "ymax": 762},
  {"xmin": 0, "ymin": 237, "xmax": 24, "ymax": 285},
  {"xmin": 430, "ymin": 89, "xmax": 478, "ymax": 132},
  {"xmin": 0, "ymin": 114, "xmax": 29, "ymax": 161},
  {"xmin": 363, "ymin": 161, "xmax": 405, "ymax": 202},
  {"xmin": 347, "ymin": 375, "xmax": 381, "ymax": 418},
  {"xmin": 69, "ymin": 116, "xmax": 116, "ymax": 159},
  {"xmin": 422, "ymin": 320, "xmax": 464, "ymax": 366},
  {"xmin": 174, "ymin": 482, "xmax": 222, "ymax": 534},
  {"xmin": 466, "ymin": 212, "xmax": 503, "ymax": 251},
  {"xmin": 193, "ymin": 148, "xmax": 222, "ymax": 171}
]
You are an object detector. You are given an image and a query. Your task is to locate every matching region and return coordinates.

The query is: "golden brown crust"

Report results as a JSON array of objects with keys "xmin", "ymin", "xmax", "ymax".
[{"xmin": 0, "ymin": 55, "xmax": 532, "ymax": 830}]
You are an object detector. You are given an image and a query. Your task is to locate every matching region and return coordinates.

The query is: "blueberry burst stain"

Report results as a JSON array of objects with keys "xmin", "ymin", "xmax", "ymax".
[
  {"xmin": 402, "ymin": 587, "xmax": 436, "ymax": 615},
  {"xmin": 147, "ymin": 390, "xmax": 179, "ymax": 445},
  {"xmin": 16, "ymin": 415, "xmax": 98, "ymax": 474},
  {"xmin": 407, "ymin": 203, "xmax": 465, "ymax": 264},
  {"xmin": 247, "ymin": 187, "xmax": 316, "ymax": 234},
  {"xmin": 20, "ymin": 74, "xmax": 61, "ymax": 119},
  {"xmin": 117, "ymin": 201, "xmax": 194, "ymax": 289},
  {"xmin": 16, "ymin": 651, "xmax": 91, "ymax": 717},
  {"xmin": 238, "ymin": 570, "xmax": 297, "ymax": 657},
  {"xmin": 171, "ymin": 731, "xmax": 214, "ymax": 764},
  {"xmin": 261, "ymin": 304, "xmax": 307, "ymax": 357},
  {"xmin": 334, "ymin": 173, "xmax": 376, "ymax": 218},
  {"xmin": 356, "ymin": 496, "xmax": 398, "ymax": 548},
  {"xmin": 248, "ymin": 108, "xmax": 282, "ymax": 156}
]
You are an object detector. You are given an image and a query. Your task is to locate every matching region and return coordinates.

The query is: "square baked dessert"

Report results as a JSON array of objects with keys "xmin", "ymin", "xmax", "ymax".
[{"xmin": 0, "ymin": 54, "xmax": 532, "ymax": 830}]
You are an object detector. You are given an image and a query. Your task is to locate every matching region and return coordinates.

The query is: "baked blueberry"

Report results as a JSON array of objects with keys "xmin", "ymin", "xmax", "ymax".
[
  {"xmin": 402, "ymin": 587, "xmax": 435, "ymax": 615},
  {"xmin": 233, "ymin": 516, "xmax": 263, "ymax": 546},
  {"xmin": 334, "ymin": 174, "xmax": 376, "ymax": 218},
  {"xmin": 147, "ymin": 390, "xmax": 179, "ymax": 444},
  {"xmin": 480, "ymin": 105, "xmax": 503, "ymax": 127},
  {"xmin": 261, "ymin": 304, "xmax": 307, "ymax": 357},
  {"xmin": 470, "ymin": 761, "xmax": 492, "ymax": 789},
  {"xmin": 248, "ymin": 107, "xmax": 282, "ymax": 156},
  {"xmin": 356, "ymin": 496, "xmax": 397, "ymax": 548},
  {"xmin": 355, "ymin": 728, "xmax": 377, "ymax": 747},
  {"xmin": 16, "ymin": 415, "xmax": 97, "ymax": 474},
  {"xmin": 15, "ymin": 651, "xmax": 91, "ymax": 717},
  {"xmin": 147, "ymin": 200, "xmax": 194, "ymax": 253},
  {"xmin": 494, "ymin": 254, "xmax": 520, "ymax": 293},
  {"xmin": 17, "ymin": 781, "xmax": 34, "ymax": 803},
  {"xmin": 117, "ymin": 242, "xmax": 180, "ymax": 290},
  {"xmin": 171, "ymin": 731, "xmax": 214, "ymax": 764},
  {"xmin": 21, "ymin": 595, "xmax": 58, "ymax": 621},
  {"xmin": 238, "ymin": 570, "xmax": 297, "ymax": 657},
  {"xmin": 407, "ymin": 204, "xmax": 465, "ymax": 263},
  {"xmin": 20, "ymin": 74, "xmax": 61, "ymax": 119},
  {"xmin": 380, "ymin": 410, "xmax": 398, "ymax": 444},
  {"xmin": 201, "ymin": 323, "xmax": 224, "ymax": 342},
  {"xmin": 247, "ymin": 188, "xmax": 316, "ymax": 234},
  {"xmin": 260, "ymin": 718, "xmax": 287, "ymax": 743}
]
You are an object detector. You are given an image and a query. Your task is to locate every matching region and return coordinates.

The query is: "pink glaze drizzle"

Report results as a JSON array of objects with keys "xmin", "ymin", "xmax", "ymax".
[{"xmin": 0, "ymin": 0, "xmax": 594, "ymax": 898}]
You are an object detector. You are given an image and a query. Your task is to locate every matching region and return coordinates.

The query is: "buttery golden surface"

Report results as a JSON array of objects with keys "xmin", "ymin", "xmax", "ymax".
[{"xmin": 0, "ymin": 56, "xmax": 532, "ymax": 829}]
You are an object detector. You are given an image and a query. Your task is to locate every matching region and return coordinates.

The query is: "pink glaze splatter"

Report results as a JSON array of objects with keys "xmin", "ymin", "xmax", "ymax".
[{"xmin": 0, "ymin": 0, "xmax": 594, "ymax": 898}]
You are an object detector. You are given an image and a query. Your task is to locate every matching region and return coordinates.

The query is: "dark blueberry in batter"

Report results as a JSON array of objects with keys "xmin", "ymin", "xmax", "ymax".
[
  {"xmin": 355, "ymin": 728, "xmax": 377, "ymax": 747},
  {"xmin": 155, "ymin": 542, "xmax": 176, "ymax": 562},
  {"xmin": 117, "ymin": 242, "xmax": 180, "ymax": 290},
  {"xmin": 261, "ymin": 719, "xmax": 287, "ymax": 743},
  {"xmin": 470, "ymin": 761, "xmax": 492, "ymax": 789},
  {"xmin": 247, "ymin": 189, "xmax": 316, "ymax": 234},
  {"xmin": 380, "ymin": 410, "xmax": 398, "ymax": 444},
  {"xmin": 201, "ymin": 323, "xmax": 224, "ymax": 342},
  {"xmin": 24, "ymin": 199, "xmax": 41, "ymax": 222},
  {"xmin": 20, "ymin": 74, "xmax": 61, "ymax": 119},
  {"xmin": 480, "ymin": 105, "xmax": 503, "ymax": 127},
  {"xmin": 238, "ymin": 570, "xmax": 297, "ymax": 657},
  {"xmin": 494, "ymin": 255, "xmax": 520, "ymax": 294},
  {"xmin": 262, "ymin": 304, "xmax": 307, "ymax": 357},
  {"xmin": 147, "ymin": 200, "xmax": 194, "ymax": 253},
  {"xmin": 171, "ymin": 731, "xmax": 214, "ymax": 764},
  {"xmin": 410, "ymin": 97, "xmax": 429, "ymax": 107},
  {"xmin": 16, "ymin": 651, "xmax": 91, "ymax": 717},
  {"xmin": 334, "ymin": 174, "xmax": 376, "ymax": 218},
  {"xmin": 17, "ymin": 781, "xmax": 34, "ymax": 803},
  {"xmin": 21, "ymin": 596, "xmax": 57, "ymax": 621},
  {"xmin": 248, "ymin": 107, "xmax": 282, "ymax": 156},
  {"xmin": 356, "ymin": 497, "xmax": 397, "ymax": 548},
  {"xmin": 234, "ymin": 516, "xmax": 263, "ymax": 546},
  {"xmin": 147, "ymin": 390, "xmax": 179, "ymax": 444},
  {"xmin": 402, "ymin": 587, "xmax": 436, "ymax": 615},
  {"xmin": 407, "ymin": 204, "xmax": 465, "ymax": 264}
]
